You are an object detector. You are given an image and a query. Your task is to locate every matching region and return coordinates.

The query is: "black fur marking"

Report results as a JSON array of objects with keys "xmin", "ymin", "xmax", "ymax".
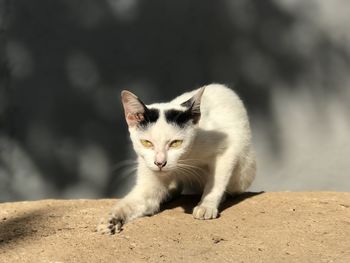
[
  {"xmin": 138, "ymin": 108, "xmax": 159, "ymax": 128},
  {"xmin": 165, "ymin": 109, "xmax": 199, "ymax": 127}
]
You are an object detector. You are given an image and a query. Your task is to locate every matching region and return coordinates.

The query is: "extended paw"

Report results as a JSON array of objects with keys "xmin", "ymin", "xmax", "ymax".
[
  {"xmin": 97, "ymin": 215, "xmax": 123, "ymax": 235},
  {"xmin": 193, "ymin": 205, "xmax": 219, "ymax": 220}
]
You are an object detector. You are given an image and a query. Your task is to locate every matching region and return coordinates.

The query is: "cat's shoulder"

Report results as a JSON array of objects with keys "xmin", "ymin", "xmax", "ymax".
[
  {"xmin": 171, "ymin": 83, "xmax": 237, "ymax": 104},
  {"xmin": 202, "ymin": 83, "xmax": 240, "ymax": 99}
]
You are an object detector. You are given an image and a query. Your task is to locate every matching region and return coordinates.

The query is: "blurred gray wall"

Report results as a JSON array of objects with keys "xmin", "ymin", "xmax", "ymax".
[{"xmin": 1, "ymin": 0, "xmax": 350, "ymax": 201}]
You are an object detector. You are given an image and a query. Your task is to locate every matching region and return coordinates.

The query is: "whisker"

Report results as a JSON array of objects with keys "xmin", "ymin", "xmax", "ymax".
[
  {"xmin": 177, "ymin": 162, "xmax": 207, "ymax": 174},
  {"xmin": 111, "ymin": 159, "xmax": 138, "ymax": 172},
  {"xmin": 112, "ymin": 166, "xmax": 138, "ymax": 183},
  {"xmin": 109, "ymin": 160, "xmax": 138, "ymax": 190},
  {"xmin": 173, "ymin": 168, "xmax": 197, "ymax": 189},
  {"xmin": 174, "ymin": 164, "xmax": 206, "ymax": 189},
  {"xmin": 178, "ymin": 158, "xmax": 203, "ymax": 162}
]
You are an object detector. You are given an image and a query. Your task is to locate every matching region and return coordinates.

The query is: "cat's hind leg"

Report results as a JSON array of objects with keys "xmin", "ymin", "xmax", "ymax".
[{"xmin": 227, "ymin": 148, "xmax": 256, "ymax": 194}]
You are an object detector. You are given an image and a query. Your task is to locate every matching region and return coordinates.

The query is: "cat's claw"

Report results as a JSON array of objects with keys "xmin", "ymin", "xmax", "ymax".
[
  {"xmin": 193, "ymin": 205, "xmax": 219, "ymax": 220},
  {"xmin": 97, "ymin": 215, "xmax": 123, "ymax": 235}
]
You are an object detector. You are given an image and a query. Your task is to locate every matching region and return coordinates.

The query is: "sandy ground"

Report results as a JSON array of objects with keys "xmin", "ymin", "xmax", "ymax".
[{"xmin": 0, "ymin": 192, "xmax": 349, "ymax": 263}]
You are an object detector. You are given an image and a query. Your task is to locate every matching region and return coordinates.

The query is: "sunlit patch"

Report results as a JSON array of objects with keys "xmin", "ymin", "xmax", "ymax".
[
  {"xmin": 107, "ymin": 0, "xmax": 139, "ymax": 22},
  {"xmin": 6, "ymin": 41, "xmax": 34, "ymax": 78},
  {"xmin": 66, "ymin": 51, "xmax": 99, "ymax": 91}
]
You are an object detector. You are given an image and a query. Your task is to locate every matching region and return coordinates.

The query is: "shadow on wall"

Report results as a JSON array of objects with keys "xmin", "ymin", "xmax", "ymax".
[{"xmin": 1, "ymin": 0, "xmax": 350, "ymax": 201}]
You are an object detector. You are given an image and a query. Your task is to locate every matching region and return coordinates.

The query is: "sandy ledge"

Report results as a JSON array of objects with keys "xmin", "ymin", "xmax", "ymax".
[{"xmin": 0, "ymin": 192, "xmax": 350, "ymax": 262}]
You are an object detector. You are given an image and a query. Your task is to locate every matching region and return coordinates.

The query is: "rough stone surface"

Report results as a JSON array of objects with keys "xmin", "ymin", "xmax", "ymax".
[{"xmin": 0, "ymin": 192, "xmax": 350, "ymax": 262}]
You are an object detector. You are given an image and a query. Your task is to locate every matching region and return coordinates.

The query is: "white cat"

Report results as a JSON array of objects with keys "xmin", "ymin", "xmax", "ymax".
[{"xmin": 98, "ymin": 84, "xmax": 256, "ymax": 234}]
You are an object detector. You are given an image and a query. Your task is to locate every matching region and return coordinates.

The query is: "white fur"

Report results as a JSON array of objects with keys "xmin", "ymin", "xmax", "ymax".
[{"xmin": 98, "ymin": 84, "xmax": 256, "ymax": 234}]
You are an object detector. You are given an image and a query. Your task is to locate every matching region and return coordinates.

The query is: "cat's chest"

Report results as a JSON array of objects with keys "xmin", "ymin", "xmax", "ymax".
[{"xmin": 186, "ymin": 128, "xmax": 229, "ymax": 160}]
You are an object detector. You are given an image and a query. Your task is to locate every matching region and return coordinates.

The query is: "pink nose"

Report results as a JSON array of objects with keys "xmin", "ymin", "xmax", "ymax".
[{"xmin": 154, "ymin": 161, "xmax": 167, "ymax": 168}]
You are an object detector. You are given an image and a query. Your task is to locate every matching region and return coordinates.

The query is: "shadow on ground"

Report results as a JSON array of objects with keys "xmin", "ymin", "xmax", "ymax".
[
  {"xmin": 161, "ymin": 191, "xmax": 265, "ymax": 215},
  {"xmin": 0, "ymin": 205, "xmax": 63, "ymax": 249}
]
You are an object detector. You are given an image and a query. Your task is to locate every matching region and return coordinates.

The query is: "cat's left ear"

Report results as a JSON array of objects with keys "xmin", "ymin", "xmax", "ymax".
[
  {"xmin": 121, "ymin": 90, "xmax": 147, "ymax": 127},
  {"xmin": 181, "ymin": 87, "xmax": 205, "ymax": 124}
]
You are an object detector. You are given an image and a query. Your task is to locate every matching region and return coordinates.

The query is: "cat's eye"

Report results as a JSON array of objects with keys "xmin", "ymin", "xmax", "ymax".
[
  {"xmin": 169, "ymin": 140, "xmax": 183, "ymax": 148},
  {"xmin": 140, "ymin": 139, "xmax": 153, "ymax": 148}
]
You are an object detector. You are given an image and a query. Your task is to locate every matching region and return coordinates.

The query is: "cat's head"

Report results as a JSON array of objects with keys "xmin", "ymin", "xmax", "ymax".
[{"xmin": 121, "ymin": 88, "xmax": 205, "ymax": 173}]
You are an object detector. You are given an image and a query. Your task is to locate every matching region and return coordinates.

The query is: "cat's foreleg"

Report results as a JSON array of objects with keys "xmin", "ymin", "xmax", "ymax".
[
  {"xmin": 97, "ymin": 172, "xmax": 168, "ymax": 234},
  {"xmin": 163, "ymin": 180, "xmax": 183, "ymax": 203},
  {"xmin": 193, "ymin": 152, "xmax": 237, "ymax": 220}
]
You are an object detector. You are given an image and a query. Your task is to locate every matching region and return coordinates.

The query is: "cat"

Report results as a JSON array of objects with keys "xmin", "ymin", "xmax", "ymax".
[{"xmin": 97, "ymin": 83, "xmax": 256, "ymax": 234}]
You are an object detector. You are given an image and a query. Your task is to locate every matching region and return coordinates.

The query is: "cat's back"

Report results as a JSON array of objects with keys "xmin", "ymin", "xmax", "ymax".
[{"xmin": 172, "ymin": 84, "xmax": 248, "ymax": 130}]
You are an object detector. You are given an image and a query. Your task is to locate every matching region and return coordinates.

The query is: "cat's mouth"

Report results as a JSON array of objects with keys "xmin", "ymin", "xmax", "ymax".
[
  {"xmin": 155, "ymin": 167, "xmax": 168, "ymax": 173},
  {"xmin": 151, "ymin": 166, "xmax": 174, "ymax": 173},
  {"xmin": 147, "ymin": 161, "xmax": 177, "ymax": 173}
]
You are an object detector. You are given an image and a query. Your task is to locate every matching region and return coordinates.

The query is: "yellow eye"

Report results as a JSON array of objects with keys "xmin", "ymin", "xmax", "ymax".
[
  {"xmin": 140, "ymin": 139, "xmax": 153, "ymax": 148},
  {"xmin": 169, "ymin": 140, "xmax": 183, "ymax": 148}
]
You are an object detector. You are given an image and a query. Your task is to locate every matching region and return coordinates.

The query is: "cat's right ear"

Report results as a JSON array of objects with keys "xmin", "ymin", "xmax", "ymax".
[{"xmin": 121, "ymin": 90, "xmax": 146, "ymax": 127}]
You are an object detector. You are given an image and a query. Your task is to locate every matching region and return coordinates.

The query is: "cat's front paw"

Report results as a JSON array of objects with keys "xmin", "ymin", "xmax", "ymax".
[
  {"xmin": 97, "ymin": 214, "xmax": 124, "ymax": 235},
  {"xmin": 193, "ymin": 205, "xmax": 219, "ymax": 220}
]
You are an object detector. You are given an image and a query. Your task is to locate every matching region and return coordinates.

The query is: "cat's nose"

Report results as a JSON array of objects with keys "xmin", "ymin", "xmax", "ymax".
[{"xmin": 154, "ymin": 161, "xmax": 167, "ymax": 168}]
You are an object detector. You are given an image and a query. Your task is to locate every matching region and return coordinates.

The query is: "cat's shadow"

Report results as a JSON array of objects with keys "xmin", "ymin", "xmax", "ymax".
[{"xmin": 160, "ymin": 191, "xmax": 265, "ymax": 216}]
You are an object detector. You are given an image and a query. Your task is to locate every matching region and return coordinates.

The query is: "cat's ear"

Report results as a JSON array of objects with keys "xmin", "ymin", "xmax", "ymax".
[
  {"xmin": 121, "ymin": 90, "xmax": 147, "ymax": 127},
  {"xmin": 190, "ymin": 87, "xmax": 205, "ymax": 116},
  {"xmin": 181, "ymin": 87, "xmax": 205, "ymax": 124}
]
